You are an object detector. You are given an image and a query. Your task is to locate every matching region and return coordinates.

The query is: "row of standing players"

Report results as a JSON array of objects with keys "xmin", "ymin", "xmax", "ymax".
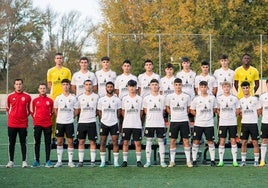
[{"xmin": 6, "ymin": 53, "xmax": 267, "ymax": 168}]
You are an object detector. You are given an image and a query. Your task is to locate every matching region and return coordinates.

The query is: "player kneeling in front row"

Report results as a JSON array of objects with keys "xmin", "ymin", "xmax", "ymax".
[
  {"xmin": 76, "ymin": 80, "xmax": 99, "ymax": 167},
  {"xmin": 216, "ymin": 81, "xmax": 240, "ymax": 167},
  {"xmin": 54, "ymin": 79, "xmax": 79, "ymax": 168},
  {"xmin": 239, "ymin": 81, "xmax": 261, "ymax": 167},
  {"xmin": 143, "ymin": 79, "xmax": 167, "ymax": 168},
  {"xmin": 259, "ymin": 79, "xmax": 268, "ymax": 167},
  {"xmin": 166, "ymin": 78, "xmax": 193, "ymax": 167},
  {"xmin": 121, "ymin": 80, "xmax": 143, "ymax": 167},
  {"xmin": 190, "ymin": 81, "xmax": 217, "ymax": 167}
]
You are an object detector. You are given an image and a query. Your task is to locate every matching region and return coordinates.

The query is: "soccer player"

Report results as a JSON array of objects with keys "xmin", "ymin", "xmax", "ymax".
[
  {"xmin": 234, "ymin": 53, "xmax": 259, "ymax": 139},
  {"xmin": 97, "ymin": 82, "xmax": 122, "ymax": 167},
  {"xmin": 138, "ymin": 59, "xmax": 160, "ymax": 98},
  {"xmin": 190, "ymin": 81, "xmax": 217, "ymax": 167},
  {"xmin": 160, "ymin": 63, "xmax": 175, "ymax": 97},
  {"xmin": 47, "ymin": 52, "xmax": 72, "ymax": 144},
  {"xmin": 71, "ymin": 56, "xmax": 97, "ymax": 96},
  {"xmin": 6, "ymin": 79, "xmax": 31, "ymax": 168},
  {"xmin": 53, "ymin": 79, "xmax": 79, "ymax": 168},
  {"xmin": 213, "ymin": 54, "xmax": 235, "ymax": 97},
  {"xmin": 239, "ymin": 81, "xmax": 261, "ymax": 167},
  {"xmin": 120, "ymin": 80, "xmax": 143, "ymax": 167},
  {"xmin": 194, "ymin": 60, "xmax": 217, "ymax": 96},
  {"xmin": 95, "ymin": 56, "xmax": 117, "ymax": 97},
  {"xmin": 259, "ymin": 79, "xmax": 268, "ymax": 167},
  {"xmin": 165, "ymin": 78, "xmax": 193, "ymax": 168},
  {"xmin": 76, "ymin": 80, "xmax": 99, "ymax": 167},
  {"xmin": 31, "ymin": 83, "xmax": 54, "ymax": 168},
  {"xmin": 143, "ymin": 79, "xmax": 167, "ymax": 168},
  {"xmin": 115, "ymin": 59, "xmax": 137, "ymax": 99},
  {"xmin": 216, "ymin": 81, "xmax": 240, "ymax": 167}
]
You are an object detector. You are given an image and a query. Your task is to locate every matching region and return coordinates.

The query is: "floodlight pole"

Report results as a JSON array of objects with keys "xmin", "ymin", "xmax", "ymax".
[
  {"xmin": 6, "ymin": 28, "xmax": 10, "ymax": 95},
  {"xmin": 260, "ymin": 34, "xmax": 263, "ymax": 93},
  {"xmin": 158, "ymin": 34, "xmax": 162, "ymax": 76},
  {"xmin": 107, "ymin": 32, "xmax": 110, "ymax": 57}
]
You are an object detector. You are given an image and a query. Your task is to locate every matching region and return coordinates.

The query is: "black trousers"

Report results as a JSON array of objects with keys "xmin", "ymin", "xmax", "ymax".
[
  {"xmin": 8, "ymin": 127, "xmax": 27, "ymax": 162},
  {"xmin": 34, "ymin": 126, "xmax": 52, "ymax": 162}
]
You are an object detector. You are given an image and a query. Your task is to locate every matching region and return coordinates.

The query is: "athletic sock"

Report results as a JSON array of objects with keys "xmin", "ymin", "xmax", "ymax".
[
  {"xmin": 100, "ymin": 152, "xmax": 106, "ymax": 164},
  {"xmin": 90, "ymin": 149, "xmax": 96, "ymax": 163},
  {"xmin": 136, "ymin": 152, "xmax": 141, "ymax": 162},
  {"xmin": 254, "ymin": 153, "xmax": 259, "ymax": 162},
  {"xmin": 192, "ymin": 144, "xmax": 199, "ymax": 161},
  {"xmin": 78, "ymin": 149, "xmax": 85, "ymax": 162},
  {"xmin": 241, "ymin": 152, "xmax": 247, "ymax": 162},
  {"xmin": 218, "ymin": 145, "xmax": 225, "ymax": 162},
  {"xmin": 184, "ymin": 146, "xmax": 191, "ymax": 163},
  {"xmin": 113, "ymin": 152, "xmax": 119, "ymax": 164},
  {"xmin": 57, "ymin": 146, "xmax": 63, "ymax": 163},
  {"xmin": 260, "ymin": 144, "xmax": 267, "ymax": 162},
  {"xmin": 170, "ymin": 148, "xmax": 176, "ymax": 163},
  {"xmin": 158, "ymin": 138, "xmax": 165, "ymax": 163},
  {"xmin": 68, "ymin": 148, "xmax": 74, "ymax": 163},
  {"xmin": 146, "ymin": 138, "xmax": 152, "ymax": 164},
  {"xmin": 231, "ymin": 144, "xmax": 238, "ymax": 162},
  {"xmin": 123, "ymin": 152, "xmax": 128, "ymax": 162}
]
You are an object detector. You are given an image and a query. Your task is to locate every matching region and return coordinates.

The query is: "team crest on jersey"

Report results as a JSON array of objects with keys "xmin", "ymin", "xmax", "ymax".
[
  {"xmin": 46, "ymin": 101, "xmax": 50, "ymax": 105},
  {"xmin": 109, "ymin": 75, "xmax": 111, "ymax": 78},
  {"xmin": 22, "ymin": 97, "xmax": 25, "ymax": 101},
  {"xmin": 91, "ymin": 98, "xmax": 94, "ymax": 101}
]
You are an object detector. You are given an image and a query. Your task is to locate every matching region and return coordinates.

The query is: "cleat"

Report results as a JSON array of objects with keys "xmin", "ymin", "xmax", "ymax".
[
  {"xmin": 6, "ymin": 161, "xmax": 14, "ymax": 168},
  {"xmin": 54, "ymin": 162, "xmax": 63, "ymax": 168},
  {"xmin": 143, "ymin": 162, "xmax": 151, "ymax": 168},
  {"xmin": 22, "ymin": 161, "xmax": 28, "ymax": 168},
  {"xmin": 232, "ymin": 161, "xmax": 239, "ymax": 167},
  {"xmin": 121, "ymin": 161, "xmax": 128, "ymax": 167},
  {"xmin": 254, "ymin": 161, "xmax": 259, "ymax": 167},
  {"xmin": 259, "ymin": 160, "xmax": 265, "ymax": 167},
  {"xmin": 168, "ymin": 162, "xmax": 176, "ymax": 168},
  {"xmin": 76, "ymin": 162, "xmax": 83, "ymax": 167},
  {"xmin": 137, "ymin": 161, "xmax": 143, "ymax": 167},
  {"xmin": 32, "ymin": 160, "xmax": 40, "ymax": 168},
  {"xmin": 160, "ymin": 162, "xmax": 167, "ymax": 168},
  {"xmin": 193, "ymin": 161, "xmax": 198, "ymax": 167},
  {"xmin": 240, "ymin": 161, "xmax": 246, "ymax": 167},
  {"xmin": 217, "ymin": 161, "xmax": 224, "ymax": 167},
  {"xmin": 99, "ymin": 162, "xmax": 106, "ymax": 168},
  {"xmin": 68, "ymin": 162, "xmax": 75, "ymax": 168},
  {"xmin": 114, "ymin": 162, "xmax": 120, "ymax": 168},
  {"xmin": 186, "ymin": 162, "xmax": 193, "ymax": 168},
  {"xmin": 45, "ymin": 160, "xmax": 53, "ymax": 168},
  {"xmin": 210, "ymin": 161, "xmax": 216, "ymax": 167},
  {"xmin": 90, "ymin": 162, "xmax": 95, "ymax": 167}
]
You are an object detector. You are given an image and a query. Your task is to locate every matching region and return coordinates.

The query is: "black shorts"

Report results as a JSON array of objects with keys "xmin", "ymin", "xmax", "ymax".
[
  {"xmin": 193, "ymin": 126, "xmax": 214, "ymax": 141},
  {"xmin": 122, "ymin": 128, "xmax": 142, "ymax": 141},
  {"xmin": 169, "ymin": 121, "xmax": 190, "ymax": 139},
  {"xmin": 77, "ymin": 122, "xmax": 98, "ymax": 141},
  {"xmin": 261, "ymin": 123, "xmax": 268, "ymax": 139},
  {"xmin": 99, "ymin": 123, "xmax": 119, "ymax": 136},
  {"xmin": 56, "ymin": 123, "xmax": 74, "ymax": 138},
  {"xmin": 240, "ymin": 124, "xmax": 259, "ymax": 140},
  {"xmin": 218, "ymin": 125, "xmax": 237, "ymax": 139},
  {"xmin": 144, "ymin": 127, "xmax": 166, "ymax": 138}
]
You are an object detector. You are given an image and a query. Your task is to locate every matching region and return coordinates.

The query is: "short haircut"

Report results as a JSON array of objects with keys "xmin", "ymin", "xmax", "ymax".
[
  {"xmin": 39, "ymin": 82, "xmax": 47, "ymax": 87},
  {"xmin": 241, "ymin": 81, "xmax": 250, "ymax": 87},
  {"xmin": 127, "ymin": 79, "xmax": 137, "ymax": 87},
  {"xmin": 123, "ymin": 59, "xmax": 131, "ymax": 65},
  {"xmin": 174, "ymin": 78, "xmax": 182, "ymax": 84},
  {"xmin": 55, "ymin": 52, "xmax": 63, "ymax": 57},
  {"xmin": 150, "ymin": 79, "xmax": 159, "ymax": 84},
  {"xmin": 80, "ymin": 56, "xmax": 89, "ymax": 62},
  {"xmin": 220, "ymin": 54, "xmax": 228, "ymax": 59},
  {"xmin": 242, "ymin": 53, "xmax": 251, "ymax": 59},
  {"xmin": 14, "ymin": 78, "xmax": 23, "ymax": 84},
  {"xmin": 181, "ymin": 57, "xmax": 190, "ymax": 63},
  {"xmin": 201, "ymin": 60, "xmax": 209, "ymax": 66},
  {"xmin": 101, "ymin": 56, "xmax": 110, "ymax": 61},
  {"xmin": 106, "ymin": 81, "xmax": 114, "ymax": 87},
  {"xmin": 221, "ymin": 81, "xmax": 231, "ymax": 87},
  {"xmin": 199, "ymin": 81, "xmax": 208, "ymax": 86},
  {"xmin": 143, "ymin": 59, "xmax": 153, "ymax": 66},
  {"xmin": 83, "ymin": 79, "xmax": 92, "ymax": 84},
  {"xmin": 266, "ymin": 79, "xmax": 268, "ymax": 84},
  {"xmin": 61, "ymin": 79, "xmax": 70, "ymax": 84},
  {"xmin": 165, "ymin": 63, "xmax": 174, "ymax": 69}
]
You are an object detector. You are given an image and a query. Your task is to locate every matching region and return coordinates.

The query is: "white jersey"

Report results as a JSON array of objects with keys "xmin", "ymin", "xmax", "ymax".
[
  {"xmin": 138, "ymin": 72, "xmax": 160, "ymax": 98},
  {"xmin": 260, "ymin": 92, "xmax": 268, "ymax": 123},
  {"xmin": 160, "ymin": 76, "xmax": 175, "ymax": 97},
  {"xmin": 165, "ymin": 92, "xmax": 191, "ymax": 122},
  {"xmin": 213, "ymin": 68, "xmax": 234, "ymax": 96},
  {"xmin": 54, "ymin": 94, "xmax": 78, "ymax": 124},
  {"xmin": 95, "ymin": 69, "xmax": 116, "ymax": 97},
  {"xmin": 97, "ymin": 95, "xmax": 121, "ymax": 126},
  {"xmin": 240, "ymin": 96, "xmax": 261, "ymax": 124},
  {"xmin": 217, "ymin": 94, "xmax": 240, "ymax": 126},
  {"xmin": 122, "ymin": 95, "xmax": 143, "ymax": 129},
  {"xmin": 142, "ymin": 94, "xmax": 165, "ymax": 128},
  {"xmin": 115, "ymin": 74, "xmax": 138, "ymax": 99},
  {"xmin": 77, "ymin": 93, "xmax": 99, "ymax": 123},
  {"xmin": 71, "ymin": 70, "xmax": 97, "ymax": 97},
  {"xmin": 190, "ymin": 95, "xmax": 217, "ymax": 127},
  {"xmin": 194, "ymin": 74, "xmax": 217, "ymax": 95},
  {"xmin": 176, "ymin": 70, "xmax": 196, "ymax": 99}
]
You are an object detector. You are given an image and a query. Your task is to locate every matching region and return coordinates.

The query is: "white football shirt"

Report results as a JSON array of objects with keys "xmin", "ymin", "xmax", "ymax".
[
  {"xmin": 115, "ymin": 74, "xmax": 138, "ymax": 99},
  {"xmin": 77, "ymin": 93, "xmax": 99, "ymax": 123},
  {"xmin": 138, "ymin": 72, "xmax": 160, "ymax": 98},
  {"xmin": 260, "ymin": 92, "xmax": 268, "ymax": 124},
  {"xmin": 240, "ymin": 96, "xmax": 261, "ymax": 124},
  {"xmin": 95, "ymin": 69, "xmax": 116, "ymax": 97},
  {"xmin": 176, "ymin": 70, "xmax": 196, "ymax": 99},
  {"xmin": 194, "ymin": 74, "xmax": 217, "ymax": 95},
  {"xmin": 160, "ymin": 76, "xmax": 175, "ymax": 97},
  {"xmin": 213, "ymin": 68, "xmax": 234, "ymax": 96}
]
